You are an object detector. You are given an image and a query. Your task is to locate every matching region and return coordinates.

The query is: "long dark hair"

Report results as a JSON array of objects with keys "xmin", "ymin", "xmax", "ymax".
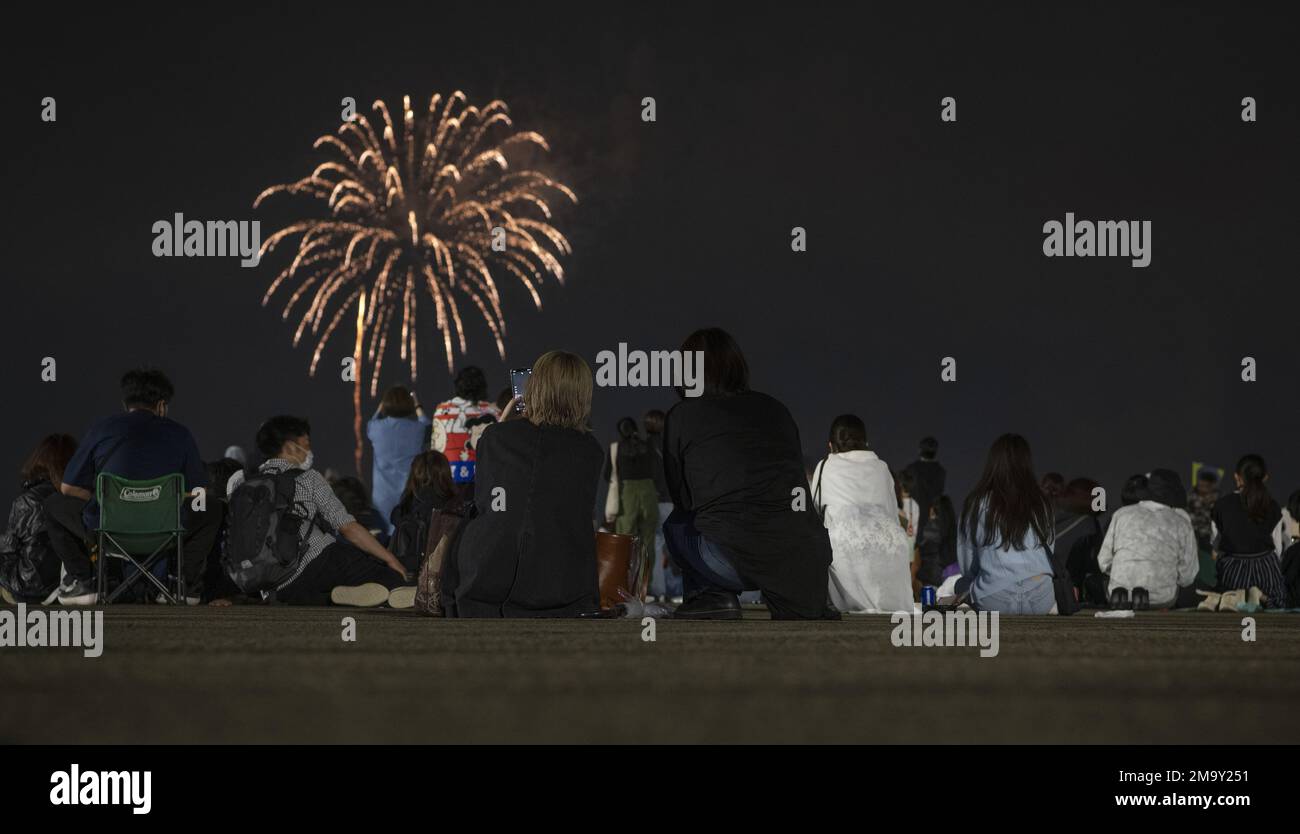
[
  {"xmin": 961, "ymin": 433, "xmax": 1051, "ymax": 550},
  {"xmin": 1235, "ymin": 453, "xmax": 1276, "ymax": 524},
  {"xmin": 400, "ymin": 450, "xmax": 456, "ymax": 507},
  {"xmin": 21, "ymin": 433, "xmax": 78, "ymax": 489}
]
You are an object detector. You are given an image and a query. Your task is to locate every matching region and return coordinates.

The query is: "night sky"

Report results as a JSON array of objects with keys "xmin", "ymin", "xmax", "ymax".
[{"xmin": 4, "ymin": 3, "xmax": 1297, "ymax": 513}]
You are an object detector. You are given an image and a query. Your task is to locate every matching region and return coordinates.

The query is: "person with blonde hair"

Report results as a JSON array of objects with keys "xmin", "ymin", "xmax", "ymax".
[{"xmin": 446, "ymin": 350, "xmax": 605, "ymax": 617}]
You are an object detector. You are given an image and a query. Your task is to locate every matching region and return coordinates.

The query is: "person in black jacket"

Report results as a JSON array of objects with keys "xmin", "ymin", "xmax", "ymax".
[
  {"xmin": 0, "ymin": 434, "xmax": 78, "ymax": 604},
  {"xmin": 448, "ymin": 350, "xmax": 605, "ymax": 618},
  {"xmin": 1054, "ymin": 477, "xmax": 1106, "ymax": 607},
  {"xmin": 662, "ymin": 328, "xmax": 835, "ymax": 620}
]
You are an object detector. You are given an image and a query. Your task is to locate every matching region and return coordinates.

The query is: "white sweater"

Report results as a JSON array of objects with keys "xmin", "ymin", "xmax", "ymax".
[{"xmin": 1098, "ymin": 501, "xmax": 1199, "ymax": 607}]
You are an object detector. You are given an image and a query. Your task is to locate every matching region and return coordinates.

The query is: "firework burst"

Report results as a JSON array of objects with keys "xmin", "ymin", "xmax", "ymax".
[{"xmin": 254, "ymin": 92, "xmax": 577, "ymax": 396}]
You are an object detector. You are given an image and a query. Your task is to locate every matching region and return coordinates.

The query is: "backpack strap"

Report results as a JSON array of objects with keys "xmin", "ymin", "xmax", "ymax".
[{"xmin": 273, "ymin": 468, "xmax": 336, "ymax": 536}]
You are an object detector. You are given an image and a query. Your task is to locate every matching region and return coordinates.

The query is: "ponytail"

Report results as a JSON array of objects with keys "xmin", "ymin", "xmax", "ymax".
[
  {"xmin": 616, "ymin": 416, "xmax": 647, "ymax": 456},
  {"xmin": 1235, "ymin": 453, "xmax": 1275, "ymax": 524}
]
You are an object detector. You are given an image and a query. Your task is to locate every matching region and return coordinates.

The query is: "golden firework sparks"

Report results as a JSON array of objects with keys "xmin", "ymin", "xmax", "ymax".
[{"xmin": 254, "ymin": 92, "xmax": 577, "ymax": 397}]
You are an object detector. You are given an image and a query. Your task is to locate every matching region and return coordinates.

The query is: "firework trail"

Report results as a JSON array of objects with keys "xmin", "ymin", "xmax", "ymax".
[{"xmin": 254, "ymin": 92, "xmax": 577, "ymax": 398}]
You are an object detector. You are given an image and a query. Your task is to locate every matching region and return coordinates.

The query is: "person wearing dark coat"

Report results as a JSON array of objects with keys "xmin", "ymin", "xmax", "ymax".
[
  {"xmin": 0, "ymin": 434, "xmax": 78, "ymax": 604},
  {"xmin": 1054, "ymin": 478, "xmax": 1106, "ymax": 606},
  {"xmin": 661, "ymin": 328, "xmax": 835, "ymax": 620},
  {"xmin": 448, "ymin": 350, "xmax": 605, "ymax": 618}
]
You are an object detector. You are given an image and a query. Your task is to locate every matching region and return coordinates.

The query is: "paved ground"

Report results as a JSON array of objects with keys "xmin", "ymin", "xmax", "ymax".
[{"xmin": 2, "ymin": 605, "xmax": 1298, "ymax": 744}]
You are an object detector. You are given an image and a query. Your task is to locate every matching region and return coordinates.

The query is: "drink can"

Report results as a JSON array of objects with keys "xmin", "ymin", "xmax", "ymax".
[{"xmin": 921, "ymin": 586, "xmax": 937, "ymax": 607}]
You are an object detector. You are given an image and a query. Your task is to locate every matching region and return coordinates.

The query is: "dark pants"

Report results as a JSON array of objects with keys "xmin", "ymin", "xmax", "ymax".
[
  {"xmin": 661, "ymin": 509, "xmax": 755, "ymax": 597},
  {"xmin": 276, "ymin": 540, "xmax": 406, "ymax": 606},
  {"xmin": 41, "ymin": 492, "xmax": 222, "ymax": 591}
]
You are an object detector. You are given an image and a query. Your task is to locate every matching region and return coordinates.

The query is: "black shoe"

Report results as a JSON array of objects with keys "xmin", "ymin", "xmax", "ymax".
[
  {"xmin": 672, "ymin": 590, "xmax": 743, "ymax": 620},
  {"xmin": 1109, "ymin": 587, "xmax": 1130, "ymax": 610},
  {"xmin": 1131, "ymin": 587, "xmax": 1150, "ymax": 611}
]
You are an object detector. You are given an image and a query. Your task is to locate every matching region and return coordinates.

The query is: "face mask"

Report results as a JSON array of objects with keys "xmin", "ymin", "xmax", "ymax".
[{"xmin": 290, "ymin": 442, "xmax": 313, "ymax": 469}]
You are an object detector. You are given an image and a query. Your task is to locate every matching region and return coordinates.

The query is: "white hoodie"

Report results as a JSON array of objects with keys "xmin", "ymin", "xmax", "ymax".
[{"xmin": 1098, "ymin": 501, "xmax": 1199, "ymax": 607}]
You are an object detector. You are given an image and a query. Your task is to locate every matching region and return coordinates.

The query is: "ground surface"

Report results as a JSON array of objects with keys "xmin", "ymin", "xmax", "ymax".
[{"xmin": 2, "ymin": 605, "xmax": 1298, "ymax": 744}]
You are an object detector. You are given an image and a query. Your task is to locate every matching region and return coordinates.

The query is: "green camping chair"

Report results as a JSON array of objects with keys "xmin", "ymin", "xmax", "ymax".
[{"xmin": 95, "ymin": 472, "xmax": 187, "ymax": 604}]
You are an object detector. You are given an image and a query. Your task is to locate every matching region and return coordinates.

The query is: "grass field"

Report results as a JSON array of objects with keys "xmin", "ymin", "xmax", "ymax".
[{"xmin": 2, "ymin": 605, "xmax": 1298, "ymax": 744}]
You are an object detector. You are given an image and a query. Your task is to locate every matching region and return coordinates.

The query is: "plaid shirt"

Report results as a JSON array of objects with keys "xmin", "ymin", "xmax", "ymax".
[{"xmin": 226, "ymin": 459, "xmax": 355, "ymax": 588}]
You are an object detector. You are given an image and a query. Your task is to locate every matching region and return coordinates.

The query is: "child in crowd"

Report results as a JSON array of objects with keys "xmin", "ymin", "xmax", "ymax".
[
  {"xmin": 811, "ymin": 415, "xmax": 912, "ymax": 613},
  {"xmin": 0, "ymin": 434, "xmax": 78, "ymax": 604}
]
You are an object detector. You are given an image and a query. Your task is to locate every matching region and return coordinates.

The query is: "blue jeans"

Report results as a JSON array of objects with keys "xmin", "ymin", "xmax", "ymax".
[
  {"xmin": 661, "ymin": 509, "xmax": 755, "ymax": 596},
  {"xmin": 650, "ymin": 501, "xmax": 684, "ymax": 599},
  {"xmin": 974, "ymin": 574, "xmax": 1056, "ymax": 614}
]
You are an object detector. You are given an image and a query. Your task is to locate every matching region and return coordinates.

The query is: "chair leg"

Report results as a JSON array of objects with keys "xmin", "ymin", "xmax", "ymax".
[
  {"xmin": 97, "ymin": 533, "xmax": 106, "ymax": 603},
  {"xmin": 176, "ymin": 532, "xmax": 186, "ymax": 604}
]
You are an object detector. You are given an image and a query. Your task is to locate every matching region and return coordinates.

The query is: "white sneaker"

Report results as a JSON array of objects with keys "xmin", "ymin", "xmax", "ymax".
[
  {"xmin": 57, "ymin": 577, "xmax": 98, "ymax": 606},
  {"xmin": 387, "ymin": 586, "xmax": 417, "ymax": 609},
  {"xmin": 330, "ymin": 583, "xmax": 390, "ymax": 607}
]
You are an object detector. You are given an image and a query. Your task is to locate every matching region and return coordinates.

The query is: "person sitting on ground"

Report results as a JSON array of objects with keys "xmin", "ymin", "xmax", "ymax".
[
  {"xmin": 1055, "ymin": 477, "xmax": 1107, "ymax": 606},
  {"xmin": 227, "ymin": 416, "xmax": 411, "ymax": 607},
  {"xmin": 1212, "ymin": 454, "xmax": 1288, "ymax": 608},
  {"xmin": 388, "ymin": 450, "xmax": 458, "ymax": 576},
  {"xmin": 445, "ymin": 351, "xmax": 605, "ymax": 618},
  {"xmin": 810, "ymin": 414, "xmax": 912, "ymax": 613},
  {"xmin": 43, "ymin": 368, "xmax": 220, "ymax": 606},
  {"xmin": 0, "ymin": 434, "xmax": 78, "ymax": 605},
  {"xmin": 329, "ymin": 475, "xmax": 390, "ymax": 547},
  {"xmin": 957, "ymin": 433, "xmax": 1056, "ymax": 615},
  {"xmin": 1097, "ymin": 469, "xmax": 1199, "ymax": 609},
  {"xmin": 661, "ymin": 328, "xmax": 835, "ymax": 620},
  {"xmin": 367, "ymin": 385, "xmax": 432, "ymax": 536},
  {"xmin": 200, "ymin": 457, "xmax": 246, "ymax": 606}
]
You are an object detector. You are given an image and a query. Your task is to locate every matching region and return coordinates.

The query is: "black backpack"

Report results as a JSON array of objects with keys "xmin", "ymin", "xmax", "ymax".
[{"xmin": 223, "ymin": 469, "xmax": 327, "ymax": 594}]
